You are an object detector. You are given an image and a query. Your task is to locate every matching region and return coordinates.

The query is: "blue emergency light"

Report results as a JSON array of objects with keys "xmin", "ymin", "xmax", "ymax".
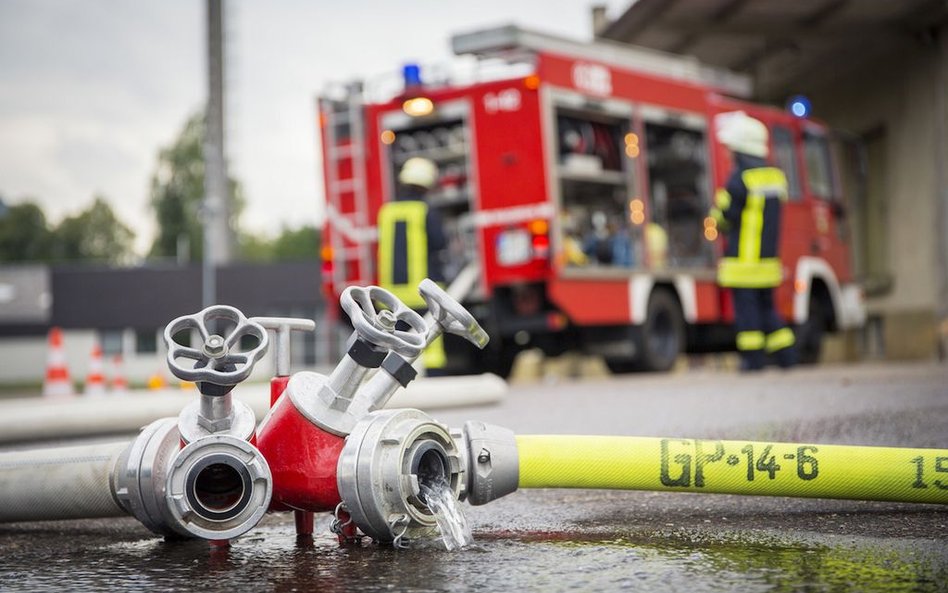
[
  {"xmin": 788, "ymin": 95, "xmax": 812, "ymax": 118},
  {"xmin": 403, "ymin": 63, "xmax": 423, "ymax": 88}
]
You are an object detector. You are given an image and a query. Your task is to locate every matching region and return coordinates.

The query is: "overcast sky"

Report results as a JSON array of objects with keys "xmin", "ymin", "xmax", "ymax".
[{"xmin": 0, "ymin": 0, "xmax": 628, "ymax": 254}]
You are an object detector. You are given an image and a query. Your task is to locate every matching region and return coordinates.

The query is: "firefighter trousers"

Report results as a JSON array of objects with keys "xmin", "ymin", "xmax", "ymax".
[{"xmin": 732, "ymin": 287, "xmax": 797, "ymax": 371}]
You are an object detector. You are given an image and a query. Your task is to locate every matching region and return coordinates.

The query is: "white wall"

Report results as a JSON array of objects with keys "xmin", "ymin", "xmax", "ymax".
[
  {"xmin": 810, "ymin": 30, "xmax": 946, "ymax": 315},
  {"xmin": 0, "ymin": 328, "xmax": 277, "ymax": 386},
  {"xmin": 0, "ymin": 335, "xmax": 52, "ymax": 382}
]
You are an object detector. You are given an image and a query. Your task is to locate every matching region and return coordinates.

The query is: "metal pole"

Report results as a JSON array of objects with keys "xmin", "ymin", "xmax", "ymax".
[
  {"xmin": 203, "ymin": 0, "xmax": 231, "ymax": 308},
  {"xmin": 935, "ymin": 28, "xmax": 948, "ymax": 328}
]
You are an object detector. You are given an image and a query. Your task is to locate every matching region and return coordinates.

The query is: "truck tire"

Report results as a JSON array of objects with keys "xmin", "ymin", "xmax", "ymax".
[
  {"xmin": 484, "ymin": 342, "xmax": 518, "ymax": 379},
  {"xmin": 606, "ymin": 289, "xmax": 684, "ymax": 373},
  {"xmin": 797, "ymin": 294, "xmax": 827, "ymax": 365}
]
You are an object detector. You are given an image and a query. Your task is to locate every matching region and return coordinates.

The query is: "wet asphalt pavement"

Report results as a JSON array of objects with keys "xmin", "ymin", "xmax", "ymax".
[{"xmin": 1, "ymin": 361, "xmax": 946, "ymax": 592}]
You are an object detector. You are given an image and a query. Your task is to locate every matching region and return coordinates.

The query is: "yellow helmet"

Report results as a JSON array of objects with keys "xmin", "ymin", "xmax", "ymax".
[
  {"xmin": 714, "ymin": 111, "xmax": 769, "ymax": 158},
  {"xmin": 398, "ymin": 157, "xmax": 439, "ymax": 189}
]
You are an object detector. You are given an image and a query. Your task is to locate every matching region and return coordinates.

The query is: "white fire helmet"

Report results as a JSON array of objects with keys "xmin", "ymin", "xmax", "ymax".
[
  {"xmin": 398, "ymin": 157, "xmax": 439, "ymax": 189},
  {"xmin": 715, "ymin": 111, "xmax": 769, "ymax": 158}
]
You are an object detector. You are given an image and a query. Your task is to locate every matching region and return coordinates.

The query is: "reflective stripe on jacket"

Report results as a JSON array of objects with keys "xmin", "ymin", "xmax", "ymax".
[
  {"xmin": 377, "ymin": 200, "xmax": 428, "ymax": 308},
  {"xmin": 716, "ymin": 165, "xmax": 788, "ymax": 289}
]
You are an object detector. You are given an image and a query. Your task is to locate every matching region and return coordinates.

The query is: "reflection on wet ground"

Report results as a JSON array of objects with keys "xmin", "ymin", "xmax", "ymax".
[
  {"xmin": 2, "ymin": 365, "xmax": 945, "ymax": 592},
  {"xmin": 2, "ymin": 496, "xmax": 945, "ymax": 593}
]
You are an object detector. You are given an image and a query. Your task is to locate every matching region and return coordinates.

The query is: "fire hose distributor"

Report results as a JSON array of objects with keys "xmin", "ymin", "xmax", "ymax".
[
  {"xmin": 256, "ymin": 280, "xmax": 510, "ymax": 544},
  {"xmin": 0, "ymin": 306, "xmax": 274, "ymax": 542},
  {"xmin": 256, "ymin": 285, "xmax": 428, "ymax": 517}
]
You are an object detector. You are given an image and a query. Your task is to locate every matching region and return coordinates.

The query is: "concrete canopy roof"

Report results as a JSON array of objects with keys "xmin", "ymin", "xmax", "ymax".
[{"xmin": 600, "ymin": 0, "xmax": 948, "ymax": 102}]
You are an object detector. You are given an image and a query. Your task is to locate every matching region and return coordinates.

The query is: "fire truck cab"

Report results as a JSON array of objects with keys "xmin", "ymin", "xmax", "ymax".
[{"xmin": 319, "ymin": 25, "xmax": 865, "ymax": 376}]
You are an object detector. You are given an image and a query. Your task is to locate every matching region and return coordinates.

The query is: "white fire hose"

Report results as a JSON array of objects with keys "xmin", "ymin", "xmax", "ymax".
[{"xmin": 0, "ymin": 441, "xmax": 127, "ymax": 522}]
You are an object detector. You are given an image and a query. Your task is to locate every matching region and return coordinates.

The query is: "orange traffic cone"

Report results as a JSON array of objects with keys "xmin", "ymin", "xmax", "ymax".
[
  {"xmin": 42, "ymin": 327, "xmax": 74, "ymax": 398},
  {"xmin": 110, "ymin": 354, "xmax": 129, "ymax": 395},
  {"xmin": 84, "ymin": 343, "xmax": 107, "ymax": 397}
]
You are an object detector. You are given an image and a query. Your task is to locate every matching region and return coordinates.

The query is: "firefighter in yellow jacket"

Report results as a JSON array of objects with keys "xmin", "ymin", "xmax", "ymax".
[
  {"xmin": 711, "ymin": 112, "xmax": 797, "ymax": 371},
  {"xmin": 377, "ymin": 157, "xmax": 447, "ymax": 372}
]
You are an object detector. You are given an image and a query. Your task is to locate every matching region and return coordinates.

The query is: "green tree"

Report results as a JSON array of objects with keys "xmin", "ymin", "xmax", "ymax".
[
  {"xmin": 237, "ymin": 225, "xmax": 321, "ymax": 262},
  {"xmin": 237, "ymin": 231, "xmax": 275, "ymax": 262},
  {"xmin": 148, "ymin": 113, "xmax": 243, "ymax": 261},
  {"xmin": 0, "ymin": 199, "xmax": 54, "ymax": 262},
  {"xmin": 52, "ymin": 196, "xmax": 135, "ymax": 264},
  {"xmin": 272, "ymin": 225, "xmax": 319, "ymax": 260},
  {"xmin": 272, "ymin": 225, "xmax": 320, "ymax": 261}
]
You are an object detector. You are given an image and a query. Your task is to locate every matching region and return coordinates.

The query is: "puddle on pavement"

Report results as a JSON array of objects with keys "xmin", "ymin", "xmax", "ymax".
[{"xmin": 2, "ymin": 519, "xmax": 945, "ymax": 593}]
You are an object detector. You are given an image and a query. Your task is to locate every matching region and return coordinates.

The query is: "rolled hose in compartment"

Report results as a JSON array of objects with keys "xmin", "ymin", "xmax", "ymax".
[{"xmin": 0, "ymin": 441, "xmax": 128, "ymax": 523}]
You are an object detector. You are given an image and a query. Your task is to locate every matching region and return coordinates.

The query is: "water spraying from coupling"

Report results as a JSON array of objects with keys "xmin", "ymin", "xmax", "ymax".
[
  {"xmin": 420, "ymin": 476, "xmax": 473, "ymax": 551},
  {"xmin": 336, "ymin": 408, "xmax": 464, "ymax": 545}
]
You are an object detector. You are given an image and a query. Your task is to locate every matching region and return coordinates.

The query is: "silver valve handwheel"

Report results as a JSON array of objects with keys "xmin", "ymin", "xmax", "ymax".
[
  {"xmin": 341, "ymin": 286, "xmax": 427, "ymax": 358},
  {"xmin": 418, "ymin": 279, "xmax": 489, "ymax": 349},
  {"xmin": 163, "ymin": 305, "xmax": 269, "ymax": 385}
]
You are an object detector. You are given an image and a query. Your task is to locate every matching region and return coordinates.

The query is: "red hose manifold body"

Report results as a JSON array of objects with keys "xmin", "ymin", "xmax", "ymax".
[
  {"xmin": 257, "ymin": 284, "xmax": 431, "ymax": 538},
  {"xmin": 256, "ymin": 344, "xmax": 389, "ymax": 539},
  {"xmin": 257, "ymin": 380, "xmax": 345, "ymax": 512}
]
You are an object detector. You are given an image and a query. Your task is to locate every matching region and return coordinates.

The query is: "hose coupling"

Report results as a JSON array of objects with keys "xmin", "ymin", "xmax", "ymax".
[
  {"xmin": 336, "ymin": 409, "xmax": 464, "ymax": 544},
  {"xmin": 454, "ymin": 421, "xmax": 519, "ymax": 505},
  {"xmin": 114, "ymin": 418, "xmax": 272, "ymax": 541}
]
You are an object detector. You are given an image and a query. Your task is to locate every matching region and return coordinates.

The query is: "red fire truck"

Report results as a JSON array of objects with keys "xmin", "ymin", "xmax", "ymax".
[{"xmin": 319, "ymin": 26, "xmax": 865, "ymax": 376}]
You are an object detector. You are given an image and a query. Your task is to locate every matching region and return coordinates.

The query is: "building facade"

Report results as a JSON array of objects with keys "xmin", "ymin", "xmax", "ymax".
[{"xmin": 0, "ymin": 262, "xmax": 326, "ymax": 386}]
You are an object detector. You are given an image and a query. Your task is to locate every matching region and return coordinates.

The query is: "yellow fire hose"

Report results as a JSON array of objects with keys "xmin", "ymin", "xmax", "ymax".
[{"xmin": 517, "ymin": 436, "xmax": 948, "ymax": 504}]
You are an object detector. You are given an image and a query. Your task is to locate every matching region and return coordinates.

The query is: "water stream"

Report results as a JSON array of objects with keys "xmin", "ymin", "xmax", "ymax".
[{"xmin": 420, "ymin": 478, "xmax": 473, "ymax": 551}]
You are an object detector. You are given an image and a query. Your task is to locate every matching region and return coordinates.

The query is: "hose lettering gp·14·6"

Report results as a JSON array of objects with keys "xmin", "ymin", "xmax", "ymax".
[{"xmin": 515, "ymin": 436, "xmax": 948, "ymax": 504}]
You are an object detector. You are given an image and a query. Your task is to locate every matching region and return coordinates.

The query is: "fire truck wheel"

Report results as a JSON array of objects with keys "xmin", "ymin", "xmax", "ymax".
[
  {"xmin": 797, "ymin": 294, "xmax": 827, "ymax": 365},
  {"xmin": 603, "ymin": 358, "xmax": 637, "ymax": 374},
  {"xmin": 484, "ymin": 343, "xmax": 519, "ymax": 379},
  {"xmin": 606, "ymin": 289, "xmax": 684, "ymax": 374}
]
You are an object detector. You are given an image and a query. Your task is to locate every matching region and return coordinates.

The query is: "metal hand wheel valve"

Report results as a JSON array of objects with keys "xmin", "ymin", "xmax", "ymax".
[{"xmin": 164, "ymin": 305, "xmax": 269, "ymax": 389}]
